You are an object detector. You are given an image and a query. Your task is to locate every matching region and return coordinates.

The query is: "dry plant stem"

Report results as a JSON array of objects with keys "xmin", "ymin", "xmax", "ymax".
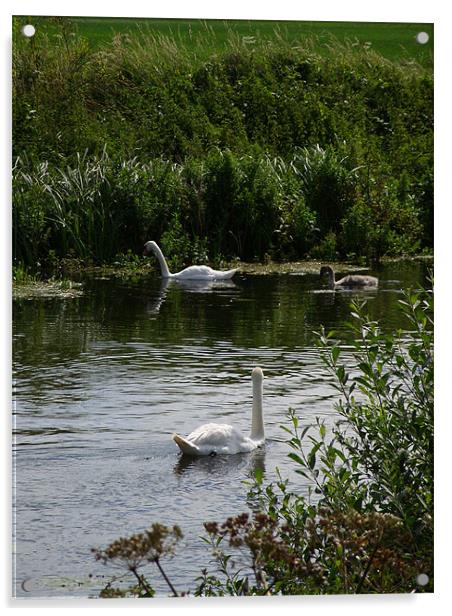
[
  {"xmin": 155, "ymin": 557, "xmax": 179, "ymax": 597},
  {"xmin": 355, "ymin": 532, "xmax": 382, "ymax": 594},
  {"xmin": 130, "ymin": 566, "xmax": 153, "ymax": 595}
]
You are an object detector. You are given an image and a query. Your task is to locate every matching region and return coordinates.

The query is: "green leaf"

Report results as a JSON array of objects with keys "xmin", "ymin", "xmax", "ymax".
[
  {"xmin": 358, "ymin": 361, "xmax": 374, "ymax": 377},
  {"xmin": 288, "ymin": 452, "xmax": 305, "ymax": 467},
  {"xmin": 254, "ymin": 467, "xmax": 264, "ymax": 485},
  {"xmin": 301, "ymin": 425, "xmax": 311, "ymax": 439},
  {"xmin": 331, "ymin": 345, "xmax": 340, "ymax": 363},
  {"xmin": 308, "ymin": 442, "xmax": 322, "ymax": 469},
  {"xmin": 337, "ymin": 364, "xmax": 346, "ymax": 383}
]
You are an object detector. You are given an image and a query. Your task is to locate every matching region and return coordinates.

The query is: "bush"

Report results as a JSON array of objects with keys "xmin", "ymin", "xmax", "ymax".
[
  {"xmin": 339, "ymin": 173, "xmax": 423, "ymax": 260},
  {"xmin": 12, "ymin": 144, "xmax": 429, "ymax": 271},
  {"xmin": 310, "ymin": 231, "xmax": 338, "ymax": 261},
  {"xmin": 13, "ymin": 149, "xmax": 317, "ymax": 269},
  {"xmin": 203, "ymin": 148, "xmax": 284, "ymax": 259}
]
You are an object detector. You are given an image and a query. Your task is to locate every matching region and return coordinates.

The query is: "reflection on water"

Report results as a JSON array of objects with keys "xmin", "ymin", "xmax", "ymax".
[
  {"xmin": 145, "ymin": 277, "xmax": 239, "ymax": 315},
  {"xmin": 168, "ymin": 277, "xmax": 239, "ymax": 293},
  {"xmin": 173, "ymin": 445, "xmax": 266, "ymax": 477},
  {"xmin": 12, "ymin": 260, "xmax": 431, "ymax": 597}
]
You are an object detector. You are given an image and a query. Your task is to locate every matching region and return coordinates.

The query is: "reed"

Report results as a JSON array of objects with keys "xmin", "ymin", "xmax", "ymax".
[{"xmin": 13, "ymin": 145, "xmax": 428, "ymax": 271}]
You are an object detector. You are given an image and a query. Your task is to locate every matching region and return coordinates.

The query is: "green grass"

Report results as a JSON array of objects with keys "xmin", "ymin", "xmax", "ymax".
[{"xmin": 14, "ymin": 16, "xmax": 433, "ymax": 67}]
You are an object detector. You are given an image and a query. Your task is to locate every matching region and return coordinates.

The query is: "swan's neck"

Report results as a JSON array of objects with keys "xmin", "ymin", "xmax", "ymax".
[
  {"xmin": 326, "ymin": 268, "xmax": 335, "ymax": 289},
  {"xmin": 151, "ymin": 243, "xmax": 172, "ymax": 278},
  {"xmin": 250, "ymin": 370, "xmax": 264, "ymax": 441}
]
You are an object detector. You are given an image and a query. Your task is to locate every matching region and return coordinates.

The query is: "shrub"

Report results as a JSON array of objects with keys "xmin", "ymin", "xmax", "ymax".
[{"xmin": 310, "ymin": 231, "xmax": 338, "ymax": 261}]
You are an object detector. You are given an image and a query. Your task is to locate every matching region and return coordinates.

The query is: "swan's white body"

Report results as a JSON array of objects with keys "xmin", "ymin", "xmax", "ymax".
[
  {"xmin": 143, "ymin": 241, "xmax": 238, "ymax": 280},
  {"xmin": 320, "ymin": 265, "xmax": 378, "ymax": 289},
  {"xmin": 173, "ymin": 367, "xmax": 265, "ymax": 456}
]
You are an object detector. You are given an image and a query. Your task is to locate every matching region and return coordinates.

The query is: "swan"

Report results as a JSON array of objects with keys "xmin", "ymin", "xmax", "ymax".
[
  {"xmin": 172, "ymin": 367, "xmax": 265, "ymax": 456},
  {"xmin": 320, "ymin": 265, "xmax": 378, "ymax": 289},
  {"xmin": 143, "ymin": 241, "xmax": 238, "ymax": 280}
]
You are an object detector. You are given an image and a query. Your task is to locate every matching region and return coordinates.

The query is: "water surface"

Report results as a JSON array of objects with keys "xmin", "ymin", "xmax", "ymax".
[{"xmin": 12, "ymin": 260, "xmax": 431, "ymax": 597}]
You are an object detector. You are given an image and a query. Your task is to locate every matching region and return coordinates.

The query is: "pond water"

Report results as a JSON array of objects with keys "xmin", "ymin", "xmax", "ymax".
[{"xmin": 12, "ymin": 260, "xmax": 431, "ymax": 598}]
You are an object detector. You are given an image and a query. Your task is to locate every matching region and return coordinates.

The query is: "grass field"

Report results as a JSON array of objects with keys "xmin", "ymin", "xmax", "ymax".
[{"xmin": 14, "ymin": 16, "xmax": 433, "ymax": 67}]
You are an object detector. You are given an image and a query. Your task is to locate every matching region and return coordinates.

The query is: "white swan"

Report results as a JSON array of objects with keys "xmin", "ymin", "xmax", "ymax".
[
  {"xmin": 172, "ymin": 367, "xmax": 265, "ymax": 456},
  {"xmin": 143, "ymin": 241, "xmax": 238, "ymax": 280},
  {"xmin": 320, "ymin": 265, "xmax": 378, "ymax": 289}
]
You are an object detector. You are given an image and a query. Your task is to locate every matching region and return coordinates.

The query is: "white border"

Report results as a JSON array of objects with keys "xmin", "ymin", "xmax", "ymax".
[
  {"xmin": 2, "ymin": 0, "xmax": 440, "ymax": 22},
  {"xmin": 2, "ymin": 2, "xmax": 450, "ymax": 615}
]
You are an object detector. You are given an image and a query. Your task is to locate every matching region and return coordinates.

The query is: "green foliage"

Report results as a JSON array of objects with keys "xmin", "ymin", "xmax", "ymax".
[
  {"xmin": 13, "ymin": 146, "xmax": 428, "ymax": 272},
  {"xmin": 295, "ymin": 291, "xmax": 433, "ymax": 531},
  {"xmin": 291, "ymin": 145, "xmax": 358, "ymax": 235},
  {"xmin": 310, "ymin": 231, "xmax": 338, "ymax": 261},
  {"xmin": 340, "ymin": 173, "xmax": 424, "ymax": 260},
  {"xmin": 12, "ymin": 263, "xmax": 39, "ymax": 284},
  {"xmin": 203, "ymin": 148, "xmax": 284, "ymax": 259},
  {"xmin": 12, "ymin": 149, "xmax": 311, "ymax": 268},
  {"xmin": 13, "ymin": 27, "xmax": 433, "ymax": 167},
  {"xmin": 161, "ymin": 212, "xmax": 194, "ymax": 270},
  {"xmin": 13, "ymin": 23, "xmax": 432, "ymax": 272}
]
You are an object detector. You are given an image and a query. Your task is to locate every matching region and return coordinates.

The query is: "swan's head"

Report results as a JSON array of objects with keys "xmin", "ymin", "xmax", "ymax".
[
  {"xmin": 143, "ymin": 241, "xmax": 158, "ymax": 256},
  {"xmin": 320, "ymin": 265, "xmax": 333, "ymax": 278},
  {"xmin": 252, "ymin": 367, "xmax": 264, "ymax": 382}
]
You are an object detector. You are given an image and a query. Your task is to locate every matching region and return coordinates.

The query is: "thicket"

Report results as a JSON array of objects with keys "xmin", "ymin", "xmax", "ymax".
[
  {"xmin": 12, "ymin": 20, "xmax": 433, "ymax": 272},
  {"xmin": 92, "ymin": 288, "xmax": 433, "ymax": 596}
]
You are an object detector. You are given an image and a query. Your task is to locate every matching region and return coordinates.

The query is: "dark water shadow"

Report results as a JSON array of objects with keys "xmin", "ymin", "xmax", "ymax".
[{"xmin": 173, "ymin": 445, "xmax": 266, "ymax": 478}]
